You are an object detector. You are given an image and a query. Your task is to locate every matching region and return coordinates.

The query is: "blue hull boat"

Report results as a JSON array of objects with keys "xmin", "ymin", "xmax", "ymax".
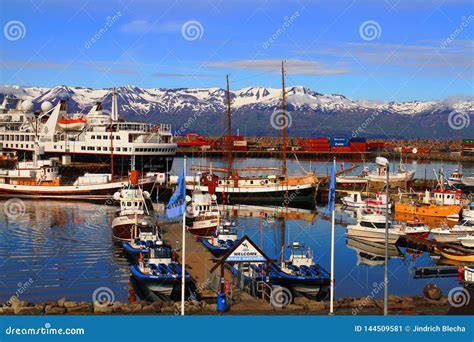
[{"xmin": 202, "ymin": 220, "xmax": 239, "ymax": 256}]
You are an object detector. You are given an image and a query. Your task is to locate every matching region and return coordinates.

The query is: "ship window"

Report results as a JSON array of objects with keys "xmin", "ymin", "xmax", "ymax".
[
  {"xmin": 97, "ymin": 136, "xmax": 101, "ymax": 139},
  {"xmin": 81, "ymin": 146, "xmax": 86, "ymax": 151},
  {"xmin": 116, "ymin": 147, "xmax": 120, "ymax": 151},
  {"xmin": 87, "ymin": 146, "xmax": 94, "ymax": 151},
  {"xmin": 15, "ymin": 144, "xmax": 18, "ymax": 148},
  {"xmin": 116, "ymin": 136, "xmax": 120, "ymax": 140},
  {"xmin": 250, "ymin": 181, "xmax": 253, "ymax": 184},
  {"xmin": 91, "ymin": 135, "xmax": 95, "ymax": 139}
]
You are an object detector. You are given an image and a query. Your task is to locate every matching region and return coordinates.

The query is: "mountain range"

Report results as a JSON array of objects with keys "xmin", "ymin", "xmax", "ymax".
[{"xmin": 0, "ymin": 85, "xmax": 472, "ymax": 138}]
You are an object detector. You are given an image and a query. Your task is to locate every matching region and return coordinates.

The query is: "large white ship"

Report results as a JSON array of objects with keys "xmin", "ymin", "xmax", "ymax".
[{"xmin": 0, "ymin": 89, "xmax": 176, "ymax": 172}]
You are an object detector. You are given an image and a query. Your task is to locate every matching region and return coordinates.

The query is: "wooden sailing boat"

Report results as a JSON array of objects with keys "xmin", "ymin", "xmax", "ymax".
[{"xmin": 187, "ymin": 63, "xmax": 319, "ymax": 205}]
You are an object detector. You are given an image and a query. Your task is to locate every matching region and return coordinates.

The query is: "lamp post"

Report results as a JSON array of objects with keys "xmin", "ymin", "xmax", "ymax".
[{"xmin": 384, "ymin": 161, "xmax": 389, "ymax": 316}]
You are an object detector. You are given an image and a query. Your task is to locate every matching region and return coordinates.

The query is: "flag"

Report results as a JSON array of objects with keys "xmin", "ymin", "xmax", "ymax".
[
  {"xmin": 166, "ymin": 167, "xmax": 186, "ymax": 218},
  {"xmin": 325, "ymin": 159, "xmax": 336, "ymax": 215}
]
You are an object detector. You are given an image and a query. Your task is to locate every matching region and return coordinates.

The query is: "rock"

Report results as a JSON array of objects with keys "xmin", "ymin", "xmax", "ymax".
[
  {"xmin": 423, "ymin": 284, "xmax": 442, "ymax": 301},
  {"xmin": 141, "ymin": 305, "xmax": 156, "ymax": 314},
  {"xmin": 67, "ymin": 303, "xmax": 93, "ymax": 315},
  {"xmin": 161, "ymin": 306, "xmax": 176, "ymax": 313},
  {"xmin": 63, "ymin": 301, "xmax": 78, "ymax": 308},
  {"xmin": 149, "ymin": 302, "xmax": 164, "ymax": 311},
  {"xmin": 45, "ymin": 306, "xmax": 66, "ymax": 315},
  {"xmin": 350, "ymin": 298, "xmax": 376, "ymax": 309},
  {"xmin": 57, "ymin": 298, "xmax": 67, "ymax": 307},
  {"xmin": 0, "ymin": 307, "xmax": 14, "ymax": 315},
  {"xmin": 294, "ymin": 297, "xmax": 312, "ymax": 305},
  {"xmin": 14, "ymin": 306, "xmax": 43, "ymax": 315},
  {"xmin": 128, "ymin": 303, "xmax": 143, "ymax": 312},
  {"xmin": 93, "ymin": 303, "xmax": 114, "ymax": 314},
  {"xmin": 304, "ymin": 302, "xmax": 326, "ymax": 311}
]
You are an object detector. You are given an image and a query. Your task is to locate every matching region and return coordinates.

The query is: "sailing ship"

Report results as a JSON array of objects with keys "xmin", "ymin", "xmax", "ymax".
[
  {"xmin": 186, "ymin": 64, "xmax": 319, "ymax": 204},
  {"xmin": 0, "ymin": 90, "xmax": 176, "ymax": 172},
  {"xmin": 185, "ymin": 190, "xmax": 220, "ymax": 238},
  {"xmin": 111, "ymin": 171, "xmax": 157, "ymax": 241}
]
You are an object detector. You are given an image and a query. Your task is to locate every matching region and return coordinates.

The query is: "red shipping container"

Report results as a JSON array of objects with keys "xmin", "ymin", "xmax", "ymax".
[{"xmin": 331, "ymin": 146, "xmax": 352, "ymax": 152}]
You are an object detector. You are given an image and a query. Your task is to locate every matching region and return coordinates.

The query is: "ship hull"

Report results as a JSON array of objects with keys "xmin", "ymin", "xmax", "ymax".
[
  {"xmin": 395, "ymin": 202, "xmax": 462, "ymax": 218},
  {"xmin": 0, "ymin": 178, "xmax": 155, "ymax": 200},
  {"xmin": 186, "ymin": 184, "xmax": 316, "ymax": 206}
]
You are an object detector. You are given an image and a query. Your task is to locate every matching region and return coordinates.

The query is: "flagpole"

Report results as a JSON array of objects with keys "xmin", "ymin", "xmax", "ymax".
[
  {"xmin": 329, "ymin": 157, "xmax": 335, "ymax": 315},
  {"xmin": 181, "ymin": 156, "xmax": 186, "ymax": 316}
]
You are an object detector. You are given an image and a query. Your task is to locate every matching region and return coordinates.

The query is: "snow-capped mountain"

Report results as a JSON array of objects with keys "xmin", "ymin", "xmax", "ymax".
[{"xmin": 0, "ymin": 85, "xmax": 472, "ymax": 138}]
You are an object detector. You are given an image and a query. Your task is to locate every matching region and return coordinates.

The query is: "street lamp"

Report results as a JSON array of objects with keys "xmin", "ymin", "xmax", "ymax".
[{"xmin": 377, "ymin": 157, "xmax": 390, "ymax": 316}]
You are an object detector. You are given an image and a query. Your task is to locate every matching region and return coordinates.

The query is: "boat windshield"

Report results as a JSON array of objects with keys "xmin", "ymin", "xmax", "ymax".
[
  {"xmin": 360, "ymin": 221, "xmax": 391, "ymax": 229},
  {"xmin": 150, "ymin": 246, "xmax": 172, "ymax": 259}
]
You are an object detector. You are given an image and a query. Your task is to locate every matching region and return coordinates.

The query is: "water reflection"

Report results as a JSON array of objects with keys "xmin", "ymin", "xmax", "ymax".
[{"xmin": 0, "ymin": 198, "xmax": 467, "ymax": 304}]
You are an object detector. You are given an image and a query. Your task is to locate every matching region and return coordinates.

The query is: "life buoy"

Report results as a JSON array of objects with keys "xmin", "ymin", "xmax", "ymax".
[{"xmin": 260, "ymin": 180, "xmax": 265, "ymax": 186}]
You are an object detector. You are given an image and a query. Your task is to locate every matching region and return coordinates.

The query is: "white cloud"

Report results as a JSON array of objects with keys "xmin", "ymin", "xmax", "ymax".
[{"xmin": 206, "ymin": 59, "xmax": 350, "ymax": 75}]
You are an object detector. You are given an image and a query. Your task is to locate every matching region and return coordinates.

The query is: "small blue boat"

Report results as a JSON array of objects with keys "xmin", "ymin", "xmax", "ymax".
[
  {"xmin": 202, "ymin": 221, "xmax": 239, "ymax": 256},
  {"xmin": 131, "ymin": 244, "xmax": 194, "ymax": 300},
  {"xmin": 273, "ymin": 242, "xmax": 330, "ymax": 300}
]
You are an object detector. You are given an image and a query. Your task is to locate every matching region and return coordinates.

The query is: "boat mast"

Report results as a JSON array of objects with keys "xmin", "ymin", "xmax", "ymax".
[
  {"xmin": 281, "ymin": 61, "xmax": 287, "ymax": 178},
  {"xmin": 226, "ymin": 75, "xmax": 233, "ymax": 178}
]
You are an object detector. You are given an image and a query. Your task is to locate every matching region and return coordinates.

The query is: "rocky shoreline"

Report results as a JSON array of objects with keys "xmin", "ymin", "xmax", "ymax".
[{"xmin": 0, "ymin": 295, "xmax": 452, "ymax": 315}]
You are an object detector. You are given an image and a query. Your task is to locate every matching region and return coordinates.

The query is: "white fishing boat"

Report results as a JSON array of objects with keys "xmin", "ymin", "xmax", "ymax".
[
  {"xmin": 447, "ymin": 169, "xmax": 464, "ymax": 187},
  {"xmin": 111, "ymin": 171, "xmax": 156, "ymax": 241},
  {"xmin": 431, "ymin": 218, "xmax": 474, "ymax": 243},
  {"xmin": 366, "ymin": 157, "xmax": 415, "ymax": 184},
  {"xmin": 346, "ymin": 213, "xmax": 403, "ymax": 243},
  {"xmin": 346, "ymin": 237, "xmax": 404, "ymax": 267},
  {"xmin": 341, "ymin": 192, "xmax": 366, "ymax": 207},
  {"xmin": 463, "ymin": 202, "xmax": 474, "ymax": 218},
  {"xmin": 458, "ymin": 236, "xmax": 474, "ymax": 248},
  {"xmin": 185, "ymin": 190, "xmax": 220, "ymax": 238}
]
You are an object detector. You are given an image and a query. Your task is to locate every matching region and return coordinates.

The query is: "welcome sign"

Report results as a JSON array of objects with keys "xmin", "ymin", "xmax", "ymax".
[{"xmin": 225, "ymin": 237, "xmax": 266, "ymax": 262}]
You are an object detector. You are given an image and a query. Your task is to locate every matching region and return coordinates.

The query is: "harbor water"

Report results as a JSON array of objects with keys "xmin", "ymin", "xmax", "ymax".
[{"xmin": 0, "ymin": 157, "xmax": 471, "ymax": 304}]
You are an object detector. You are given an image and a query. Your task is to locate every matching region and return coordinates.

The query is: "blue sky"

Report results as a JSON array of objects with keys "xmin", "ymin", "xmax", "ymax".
[{"xmin": 0, "ymin": 0, "xmax": 472, "ymax": 101}]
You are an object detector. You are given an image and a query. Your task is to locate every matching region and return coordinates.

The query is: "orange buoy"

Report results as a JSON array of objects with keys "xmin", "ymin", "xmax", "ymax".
[{"xmin": 130, "ymin": 170, "xmax": 139, "ymax": 185}]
